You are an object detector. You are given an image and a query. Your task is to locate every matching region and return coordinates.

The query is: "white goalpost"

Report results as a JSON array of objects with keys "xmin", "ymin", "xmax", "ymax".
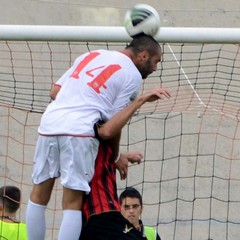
[
  {"xmin": 1, "ymin": 25, "xmax": 240, "ymax": 240},
  {"xmin": 0, "ymin": 25, "xmax": 240, "ymax": 43}
]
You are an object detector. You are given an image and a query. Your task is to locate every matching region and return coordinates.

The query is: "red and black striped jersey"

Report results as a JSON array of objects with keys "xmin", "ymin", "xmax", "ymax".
[{"xmin": 82, "ymin": 143, "xmax": 120, "ymax": 222}]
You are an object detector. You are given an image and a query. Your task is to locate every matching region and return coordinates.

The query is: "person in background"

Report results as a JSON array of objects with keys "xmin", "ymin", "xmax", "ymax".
[
  {"xmin": 0, "ymin": 185, "xmax": 28, "ymax": 240},
  {"xmin": 120, "ymin": 187, "xmax": 161, "ymax": 240}
]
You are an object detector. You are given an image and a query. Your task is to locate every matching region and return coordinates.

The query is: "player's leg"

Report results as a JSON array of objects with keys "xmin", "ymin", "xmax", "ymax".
[
  {"xmin": 58, "ymin": 187, "xmax": 84, "ymax": 240},
  {"xmin": 26, "ymin": 179, "xmax": 55, "ymax": 240},
  {"xmin": 26, "ymin": 135, "xmax": 60, "ymax": 240},
  {"xmin": 30, "ymin": 179, "xmax": 55, "ymax": 205},
  {"xmin": 57, "ymin": 136, "xmax": 99, "ymax": 240}
]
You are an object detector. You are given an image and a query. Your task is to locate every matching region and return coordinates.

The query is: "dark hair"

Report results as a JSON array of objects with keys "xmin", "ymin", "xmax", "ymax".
[
  {"xmin": 0, "ymin": 186, "xmax": 21, "ymax": 213},
  {"xmin": 119, "ymin": 187, "xmax": 143, "ymax": 206},
  {"xmin": 125, "ymin": 34, "xmax": 160, "ymax": 57}
]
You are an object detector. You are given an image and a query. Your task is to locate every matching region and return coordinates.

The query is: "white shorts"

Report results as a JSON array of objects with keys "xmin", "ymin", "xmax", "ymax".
[{"xmin": 32, "ymin": 135, "xmax": 99, "ymax": 192}]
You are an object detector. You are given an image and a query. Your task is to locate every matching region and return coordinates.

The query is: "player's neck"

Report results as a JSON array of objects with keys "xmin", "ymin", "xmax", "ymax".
[{"xmin": 119, "ymin": 49, "xmax": 134, "ymax": 61}]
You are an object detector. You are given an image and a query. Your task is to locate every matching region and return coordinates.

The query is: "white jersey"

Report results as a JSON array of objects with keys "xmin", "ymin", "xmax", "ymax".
[{"xmin": 38, "ymin": 49, "xmax": 142, "ymax": 136}]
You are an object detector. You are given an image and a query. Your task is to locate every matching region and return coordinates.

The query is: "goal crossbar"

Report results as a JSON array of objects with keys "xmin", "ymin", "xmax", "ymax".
[{"xmin": 0, "ymin": 25, "xmax": 240, "ymax": 43}]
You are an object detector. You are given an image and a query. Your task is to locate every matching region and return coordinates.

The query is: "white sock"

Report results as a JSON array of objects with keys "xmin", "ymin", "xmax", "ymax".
[
  {"xmin": 26, "ymin": 200, "xmax": 46, "ymax": 240},
  {"xmin": 58, "ymin": 210, "xmax": 82, "ymax": 240}
]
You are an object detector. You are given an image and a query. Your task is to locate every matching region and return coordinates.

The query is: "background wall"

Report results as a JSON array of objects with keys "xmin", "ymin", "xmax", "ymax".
[{"xmin": 1, "ymin": 0, "xmax": 240, "ymax": 27}]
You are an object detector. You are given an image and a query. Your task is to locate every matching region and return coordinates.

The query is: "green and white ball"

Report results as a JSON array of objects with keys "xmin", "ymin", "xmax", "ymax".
[{"xmin": 124, "ymin": 4, "xmax": 160, "ymax": 37}]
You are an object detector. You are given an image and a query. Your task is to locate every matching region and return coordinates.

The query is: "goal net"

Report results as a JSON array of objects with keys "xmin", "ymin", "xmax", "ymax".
[{"xmin": 1, "ymin": 26, "xmax": 240, "ymax": 240}]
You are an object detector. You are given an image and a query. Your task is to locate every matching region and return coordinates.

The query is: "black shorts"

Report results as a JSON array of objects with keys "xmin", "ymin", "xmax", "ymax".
[{"xmin": 80, "ymin": 211, "xmax": 147, "ymax": 240}]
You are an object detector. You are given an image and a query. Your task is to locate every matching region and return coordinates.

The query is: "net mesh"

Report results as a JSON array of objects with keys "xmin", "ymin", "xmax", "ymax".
[{"xmin": 1, "ymin": 40, "xmax": 240, "ymax": 240}]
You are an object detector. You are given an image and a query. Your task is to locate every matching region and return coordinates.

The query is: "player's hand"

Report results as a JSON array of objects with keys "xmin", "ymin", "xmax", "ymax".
[
  {"xmin": 115, "ymin": 154, "xmax": 129, "ymax": 180},
  {"xmin": 124, "ymin": 151, "xmax": 143, "ymax": 164},
  {"xmin": 139, "ymin": 87, "xmax": 171, "ymax": 103},
  {"xmin": 115, "ymin": 151, "xmax": 143, "ymax": 180}
]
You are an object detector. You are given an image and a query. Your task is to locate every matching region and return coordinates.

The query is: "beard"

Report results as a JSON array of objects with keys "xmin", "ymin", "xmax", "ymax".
[{"xmin": 137, "ymin": 59, "xmax": 153, "ymax": 79}]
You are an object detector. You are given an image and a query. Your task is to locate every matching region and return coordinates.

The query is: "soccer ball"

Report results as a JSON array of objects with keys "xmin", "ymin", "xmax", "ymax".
[{"xmin": 124, "ymin": 4, "xmax": 160, "ymax": 37}]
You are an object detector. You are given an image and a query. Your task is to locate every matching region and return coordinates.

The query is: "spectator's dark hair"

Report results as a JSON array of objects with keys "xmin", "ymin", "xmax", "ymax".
[
  {"xmin": 119, "ymin": 187, "xmax": 143, "ymax": 206},
  {"xmin": 125, "ymin": 34, "xmax": 160, "ymax": 57},
  {"xmin": 0, "ymin": 186, "xmax": 21, "ymax": 213}
]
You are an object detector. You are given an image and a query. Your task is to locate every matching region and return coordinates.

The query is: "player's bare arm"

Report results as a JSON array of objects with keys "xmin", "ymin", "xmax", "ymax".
[
  {"xmin": 97, "ymin": 87, "xmax": 171, "ymax": 140},
  {"xmin": 50, "ymin": 84, "xmax": 61, "ymax": 100}
]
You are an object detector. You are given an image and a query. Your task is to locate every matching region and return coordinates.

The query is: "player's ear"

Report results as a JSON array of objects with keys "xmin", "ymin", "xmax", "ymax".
[{"xmin": 140, "ymin": 50, "xmax": 149, "ymax": 62}]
